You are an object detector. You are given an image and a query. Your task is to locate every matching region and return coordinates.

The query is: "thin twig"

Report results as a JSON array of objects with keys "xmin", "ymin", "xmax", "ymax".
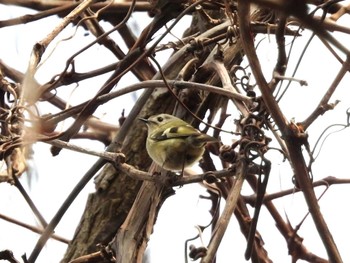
[
  {"xmin": 42, "ymin": 139, "xmax": 125, "ymax": 163},
  {"xmin": 21, "ymin": 0, "xmax": 96, "ymax": 105},
  {"xmin": 300, "ymin": 56, "xmax": 350, "ymax": 129},
  {"xmin": 201, "ymin": 158, "xmax": 247, "ymax": 263},
  {"xmin": 244, "ymin": 175, "xmax": 350, "ymax": 204},
  {"xmin": 12, "ymin": 175, "xmax": 48, "ymax": 228},
  {"xmin": 43, "ymin": 79, "xmax": 252, "ymax": 132},
  {"xmin": 0, "ymin": 213, "xmax": 69, "ymax": 244},
  {"xmin": 208, "ymin": 60, "xmax": 250, "ymax": 116},
  {"xmin": 237, "ymin": 1, "xmax": 343, "ymax": 262}
]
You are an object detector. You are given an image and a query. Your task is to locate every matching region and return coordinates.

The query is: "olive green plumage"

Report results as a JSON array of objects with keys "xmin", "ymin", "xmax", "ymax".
[{"xmin": 140, "ymin": 114, "xmax": 216, "ymax": 171}]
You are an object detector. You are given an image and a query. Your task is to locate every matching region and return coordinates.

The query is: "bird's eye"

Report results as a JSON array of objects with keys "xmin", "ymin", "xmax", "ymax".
[{"xmin": 157, "ymin": 116, "xmax": 164, "ymax": 122}]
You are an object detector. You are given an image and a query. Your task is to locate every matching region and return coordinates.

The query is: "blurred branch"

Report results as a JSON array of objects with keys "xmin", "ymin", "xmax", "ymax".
[
  {"xmin": 12, "ymin": 175, "xmax": 48, "ymax": 228},
  {"xmin": 329, "ymin": 2, "xmax": 350, "ymax": 21},
  {"xmin": 67, "ymin": 250, "xmax": 113, "ymax": 263},
  {"xmin": 251, "ymin": 0, "xmax": 350, "ymax": 56},
  {"xmin": 311, "ymin": 16, "xmax": 350, "ymax": 34},
  {"xmin": 0, "ymin": 60, "xmax": 118, "ymax": 141},
  {"xmin": 0, "ymin": 2, "xmax": 75, "ymax": 28},
  {"xmin": 0, "ymin": 213, "xmax": 69, "ymax": 244},
  {"xmin": 0, "ymin": 250, "xmax": 21, "ymax": 263},
  {"xmin": 0, "ymin": 0, "xmax": 152, "ymax": 26}
]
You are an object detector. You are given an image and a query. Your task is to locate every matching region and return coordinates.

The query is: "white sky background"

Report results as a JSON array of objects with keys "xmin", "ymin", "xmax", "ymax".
[{"xmin": 1, "ymin": 3, "xmax": 350, "ymax": 263}]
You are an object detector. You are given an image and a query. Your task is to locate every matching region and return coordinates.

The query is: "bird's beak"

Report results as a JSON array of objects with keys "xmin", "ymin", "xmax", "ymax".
[{"xmin": 138, "ymin": 117, "xmax": 149, "ymax": 123}]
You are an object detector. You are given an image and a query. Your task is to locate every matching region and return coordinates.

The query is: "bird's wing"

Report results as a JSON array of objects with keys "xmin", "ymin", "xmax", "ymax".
[{"xmin": 150, "ymin": 124, "xmax": 200, "ymax": 141}]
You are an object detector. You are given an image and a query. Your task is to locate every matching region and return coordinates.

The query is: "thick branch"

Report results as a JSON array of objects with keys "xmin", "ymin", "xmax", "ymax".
[{"xmin": 237, "ymin": 2, "xmax": 343, "ymax": 262}]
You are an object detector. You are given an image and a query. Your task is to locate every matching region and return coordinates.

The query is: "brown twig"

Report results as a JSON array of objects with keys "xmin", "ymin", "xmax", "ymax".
[
  {"xmin": 39, "ymin": 78, "xmax": 251, "ymax": 134},
  {"xmin": 0, "ymin": 1, "xmax": 152, "ymax": 25},
  {"xmin": 0, "ymin": 213, "xmax": 69, "ymax": 244},
  {"xmin": 201, "ymin": 157, "xmax": 247, "ymax": 263},
  {"xmin": 251, "ymin": 0, "xmax": 350, "ymax": 56},
  {"xmin": 0, "ymin": 2, "xmax": 75, "ymax": 28},
  {"xmin": 207, "ymin": 60, "xmax": 250, "ymax": 116},
  {"xmin": 237, "ymin": 1, "xmax": 343, "ymax": 262},
  {"xmin": 50, "ymin": 0, "xmax": 204, "ymax": 156},
  {"xmin": 0, "ymin": 250, "xmax": 20, "ymax": 263},
  {"xmin": 245, "ymin": 174, "xmax": 328, "ymax": 263},
  {"xmin": 270, "ymin": 14, "xmax": 287, "ymax": 92},
  {"xmin": 300, "ymin": 56, "xmax": 350, "ymax": 130},
  {"xmin": 245, "ymin": 175, "xmax": 350, "ymax": 204}
]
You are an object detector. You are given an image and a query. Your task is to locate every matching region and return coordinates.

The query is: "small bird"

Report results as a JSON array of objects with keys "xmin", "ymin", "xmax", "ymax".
[{"xmin": 139, "ymin": 113, "xmax": 216, "ymax": 171}]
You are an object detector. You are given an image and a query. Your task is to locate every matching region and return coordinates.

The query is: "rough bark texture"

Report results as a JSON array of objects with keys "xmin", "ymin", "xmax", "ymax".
[{"xmin": 61, "ymin": 90, "xmax": 176, "ymax": 262}]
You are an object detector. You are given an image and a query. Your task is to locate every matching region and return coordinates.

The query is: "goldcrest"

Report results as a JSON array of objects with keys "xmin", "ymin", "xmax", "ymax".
[{"xmin": 139, "ymin": 114, "xmax": 216, "ymax": 171}]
